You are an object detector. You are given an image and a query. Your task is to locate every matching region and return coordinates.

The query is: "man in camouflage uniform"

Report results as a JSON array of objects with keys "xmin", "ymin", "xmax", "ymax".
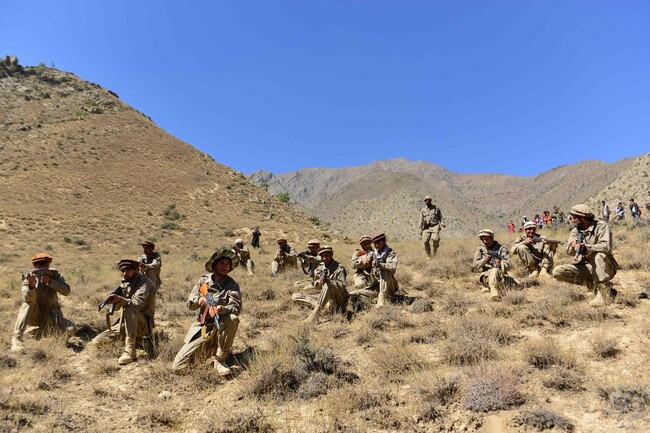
[
  {"xmin": 11, "ymin": 253, "xmax": 74, "ymax": 352},
  {"xmin": 271, "ymin": 238, "xmax": 298, "ymax": 277},
  {"xmin": 233, "ymin": 239, "xmax": 255, "ymax": 276},
  {"xmin": 294, "ymin": 239, "xmax": 322, "ymax": 287},
  {"xmin": 552, "ymin": 204, "xmax": 619, "ymax": 307},
  {"xmin": 348, "ymin": 236, "xmax": 376, "ymax": 298},
  {"xmin": 292, "ymin": 246, "xmax": 348, "ymax": 324},
  {"xmin": 472, "ymin": 230, "xmax": 517, "ymax": 302},
  {"xmin": 510, "ymin": 221, "xmax": 557, "ymax": 278},
  {"xmin": 139, "ymin": 241, "xmax": 162, "ymax": 291},
  {"xmin": 419, "ymin": 196, "xmax": 445, "ymax": 259},
  {"xmin": 91, "ymin": 259, "xmax": 157, "ymax": 365},
  {"xmin": 172, "ymin": 248, "xmax": 242, "ymax": 375}
]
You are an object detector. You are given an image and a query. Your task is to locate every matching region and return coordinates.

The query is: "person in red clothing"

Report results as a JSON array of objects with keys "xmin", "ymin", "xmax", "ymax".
[{"xmin": 507, "ymin": 221, "xmax": 516, "ymax": 233}]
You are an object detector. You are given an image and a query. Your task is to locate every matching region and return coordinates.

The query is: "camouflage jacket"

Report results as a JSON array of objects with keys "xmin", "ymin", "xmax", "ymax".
[
  {"xmin": 472, "ymin": 242, "xmax": 511, "ymax": 273},
  {"xmin": 139, "ymin": 252, "xmax": 162, "ymax": 287},
  {"xmin": 21, "ymin": 268, "xmax": 70, "ymax": 310},
  {"xmin": 187, "ymin": 274, "xmax": 242, "ymax": 317}
]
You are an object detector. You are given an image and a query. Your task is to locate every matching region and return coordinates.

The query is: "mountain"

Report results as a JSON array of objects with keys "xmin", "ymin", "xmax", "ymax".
[
  {"xmin": 248, "ymin": 156, "xmax": 637, "ymax": 239},
  {"xmin": 0, "ymin": 56, "xmax": 327, "ymax": 259}
]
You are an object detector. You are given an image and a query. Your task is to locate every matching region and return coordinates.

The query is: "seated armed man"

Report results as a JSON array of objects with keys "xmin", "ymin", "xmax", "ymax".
[
  {"xmin": 172, "ymin": 248, "xmax": 241, "ymax": 375},
  {"xmin": 365, "ymin": 233, "xmax": 398, "ymax": 307},
  {"xmin": 91, "ymin": 259, "xmax": 157, "ymax": 365},
  {"xmin": 472, "ymin": 230, "xmax": 517, "ymax": 302},
  {"xmin": 291, "ymin": 246, "xmax": 348, "ymax": 324},
  {"xmin": 271, "ymin": 238, "xmax": 298, "ymax": 277},
  {"xmin": 12, "ymin": 253, "xmax": 74, "ymax": 352},
  {"xmin": 294, "ymin": 239, "xmax": 322, "ymax": 287},
  {"xmin": 139, "ymin": 240, "xmax": 162, "ymax": 291},
  {"xmin": 552, "ymin": 204, "xmax": 619, "ymax": 307},
  {"xmin": 510, "ymin": 221, "xmax": 561, "ymax": 278},
  {"xmin": 233, "ymin": 239, "xmax": 255, "ymax": 276},
  {"xmin": 348, "ymin": 236, "xmax": 377, "ymax": 299}
]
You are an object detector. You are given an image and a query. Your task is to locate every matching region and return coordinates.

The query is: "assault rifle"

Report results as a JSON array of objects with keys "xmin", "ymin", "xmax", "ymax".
[
  {"xmin": 319, "ymin": 267, "xmax": 330, "ymax": 284},
  {"xmin": 486, "ymin": 250, "xmax": 507, "ymax": 269},
  {"xmin": 532, "ymin": 236, "xmax": 564, "ymax": 245},
  {"xmin": 199, "ymin": 282, "xmax": 224, "ymax": 337},
  {"xmin": 22, "ymin": 268, "xmax": 54, "ymax": 290},
  {"xmin": 98, "ymin": 286, "xmax": 124, "ymax": 313},
  {"xmin": 298, "ymin": 250, "xmax": 318, "ymax": 275},
  {"xmin": 575, "ymin": 232, "xmax": 584, "ymax": 261}
]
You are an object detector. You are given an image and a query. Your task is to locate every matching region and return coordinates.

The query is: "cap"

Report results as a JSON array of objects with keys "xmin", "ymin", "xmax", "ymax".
[
  {"xmin": 478, "ymin": 229, "xmax": 495, "ymax": 239},
  {"xmin": 205, "ymin": 247, "xmax": 239, "ymax": 272},
  {"xmin": 276, "ymin": 238, "xmax": 287, "ymax": 244},
  {"xmin": 117, "ymin": 259, "xmax": 140, "ymax": 271},
  {"xmin": 423, "ymin": 195, "xmax": 432, "ymax": 201},
  {"xmin": 141, "ymin": 240, "xmax": 155, "ymax": 248},
  {"xmin": 358, "ymin": 235, "xmax": 372, "ymax": 244},
  {"xmin": 523, "ymin": 221, "xmax": 537, "ymax": 230},
  {"xmin": 318, "ymin": 246, "xmax": 333, "ymax": 255},
  {"xmin": 569, "ymin": 204, "xmax": 593, "ymax": 218},
  {"xmin": 307, "ymin": 239, "xmax": 320, "ymax": 246},
  {"xmin": 234, "ymin": 239, "xmax": 244, "ymax": 245},
  {"xmin": 31, "ymin": 253, "xmax": 52, "ymax": 264},
  {"xmin": 371, "ymin": 233, "xmax": 386, "ymax": 243}
]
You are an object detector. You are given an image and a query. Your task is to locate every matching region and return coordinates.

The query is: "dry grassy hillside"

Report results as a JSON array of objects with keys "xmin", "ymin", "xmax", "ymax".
[
  {"xmin": 0, "ymin": 224, "xmax": 649, "ymax": 432},
  {"xmin": 249, "ymin": 157, "xmax": 636, "ymax": 239},
  {"xmin": 0, "ymin": 59, "xmax": 329, "ymax": 266},
  {"xmin": 586, "ymin": 153, "xmax": 650, "ymax": 216}
]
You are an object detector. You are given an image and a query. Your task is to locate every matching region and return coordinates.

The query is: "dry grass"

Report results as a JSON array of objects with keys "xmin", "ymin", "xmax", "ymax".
[
  {"xmin": 443, "ymin": 315, "xmax": 515, "ymax": 366},
  {"xmin": 524, "ymin": 339, "xmax": 577, "ymax": 370},
  {"xmin": 512, "ymin": 407, "xmax": 575, "ymax": 431},
  {"xmin": 461, "ymin": 363, "xmax": 525, "ymax": 412},
  {"xmin": 589, "ymin": 332, "xmax": 620, "ymax": 359}
]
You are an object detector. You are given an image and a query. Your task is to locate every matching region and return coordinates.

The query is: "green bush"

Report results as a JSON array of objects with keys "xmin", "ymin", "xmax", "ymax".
[{"xmin": 276, "ymin": 192, "xmax": 290, "ymax": 203}]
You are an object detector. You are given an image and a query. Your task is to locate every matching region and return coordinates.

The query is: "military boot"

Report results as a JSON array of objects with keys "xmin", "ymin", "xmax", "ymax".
[
  {"xmin": 118, "ymin": 336, "xmax": 137, "ymax": 365},
  {"xmin": 376, "ymin": 292, "xmax": 386, "ymax": 308},
  {"xmin": 589, "ymin": 283, "xmax": 616, "ymax": 307},
  {"xmin": 539, "ymin": 267, "xmax": 551, "ymax": 278},
  {"xmin": 528, "ymin": 264, "xmax": 540, "ymax": 279},
  {"xmin": 213, "ymin": 360, "xmax": 232, "ymax": 376}
]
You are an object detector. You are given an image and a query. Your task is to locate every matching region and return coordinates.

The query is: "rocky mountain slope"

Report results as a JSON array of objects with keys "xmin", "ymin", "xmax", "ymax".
[
  {"xmin": 0, "ymin": 56, "xmax": 327, "ymax": 262},
  {"xmin": 249, "ymin": 156, "xmax": 637, "ymax": 239}
]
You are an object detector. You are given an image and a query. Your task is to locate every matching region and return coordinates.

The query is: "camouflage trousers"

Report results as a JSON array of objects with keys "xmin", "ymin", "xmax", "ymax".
[
  {"xmin": 422, "ymin": 225, "xmax": 441, "ymax": 258},
  {"xmin": 479, "ymin": 269, "xmax": 518, "ymax": 299},
  {"xmin": 13, "ymin": 304, "xmax": 74, "ymax": 339},
  {"xmin": 512, "ymin": 244, "xmax": 556, "ymax": 272},
  {"xmin": 552, "ymin": 253, "xmax": 617, "ymax": 290},
  {"xmin": 171, "ymin": 314, "xmax": 240, "ymax": 371},
  {"xmin": 292, "ymin": 281, "xmax": 349, "ymax": 311},
  {"xmin": 91, "ymin": 307, "xmax": 151, "ymax": 344}
]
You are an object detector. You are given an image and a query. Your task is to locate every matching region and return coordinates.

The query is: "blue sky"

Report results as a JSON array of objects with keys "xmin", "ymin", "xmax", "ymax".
[{"xmin": 3, "ymin": 1, "xmax": 649, "ymax": 176}]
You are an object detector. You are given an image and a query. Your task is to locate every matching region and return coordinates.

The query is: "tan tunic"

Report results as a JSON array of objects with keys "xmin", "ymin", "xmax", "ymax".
[
  {"xmin": 139, "ymin": 252, "xmax": 162, "ymax": 288},
  {"xmin": 565, "ymin": 220, "xmax": 615, "ymax": 262},
  {"xmin": 419, "ymin": 204, "xmax": 443, "ymax": 230},
  {"xmin": 472, "ymin": 242, "xmax": 512, "ymax": 277},
  {"xmin": 114, "ymin": 274, "xmax": 157, "ymax": 319},
  {"xmin": 21, "ymin": 268, "xmax": 70, "ymax": 310}
]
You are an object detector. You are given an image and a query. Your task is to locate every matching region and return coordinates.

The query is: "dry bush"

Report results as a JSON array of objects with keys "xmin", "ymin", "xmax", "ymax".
[
  {"xmin": 599, "ymin": 384, "xmax": 650, "ymax": 414},
  {"xmin": 502, "ymin": 290, "xmax": 527, "ymax": 306},
  {"xmin": 419, "ymin": 375, "xmax": 460, "ymax": 407},
  {"xmin": 443, "ymin": 315, "xmax": 514, "ymax": 366},
  {"xmin": 411, "ymin": 298, "xmax": 433, "ymax": 313},
  {"xmin": 365, "ymin": 307, "xmax": 414, "ymax": 330},
  {"xmin": 409, "ymin": 322, "xmax": 446, "ymax": 344},
  {"xmin": 542, "ymin": 367, "xmax": 585, "ymax": 392},
  {"xmin": 441, "ymin": 291, "xmax": 472, "ymax": 316},
  {"xmin": 526, "ymin": 296, "xmax": 573, "ymax": 327},
  {"xmin": 512, "ymin": 407, "xmax": 575, "ymax": 431},
  {"xmin": 461, "ymin": 363, "xmax": 525, "ymax": 412},
  {"xmin": 206, "ymin": 407, "xmax": 274, "ymax": 433},
  {"xmin": 525, "ymin": 340, "xmax": 577, "ymax": 370},
  {"xmin": 370, "ymin": 341, "xmax": 427, "ymax": 381},
  {"xmin": 589, "ymin": 333, "xmax": 620, "ymax": 359},
  {"xmin": 355, "ymin": 328, "xmax": 378, "ymax": 346},
  {"xmin": 0, "ymin": 354, "xmax": 17, "ymax": 369},
  {"xmin": 137, "ymin": 405, "xmax": 179, "ymax": 429}
]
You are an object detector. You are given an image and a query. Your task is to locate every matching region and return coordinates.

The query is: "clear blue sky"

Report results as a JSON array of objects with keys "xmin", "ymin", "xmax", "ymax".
[{"xmin": 3, "ymin": 1, "xmax": 649, "ymax": 176}]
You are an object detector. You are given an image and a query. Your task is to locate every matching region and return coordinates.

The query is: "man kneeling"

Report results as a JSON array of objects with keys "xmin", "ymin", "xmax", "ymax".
[
  {"xmin": 172, "ymin": 248, "xmax": 241, "ymax": 375},
  {"xmin": 292, "ymin": 246, "xmax": 348, "ymax": 324}
]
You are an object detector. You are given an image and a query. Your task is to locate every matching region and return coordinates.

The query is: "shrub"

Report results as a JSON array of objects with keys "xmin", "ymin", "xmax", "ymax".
[
  {"xmin": 599, "ymin": 384, "xmax": 650, "ymax": 414},
  {"xmin": 162, "ymin": 203, "xmax": 183, "ymax": 221},
  {"xmin": 411, "ymin": 299, "xmax": 433, "ymax": 313},
  {"xmin": 512, "ymin": 408, "xmax": 575, "ymax": 431},
  {"xmin": 542, "ymin": 367, "xmax": 585, "ymax": 392},
  {"xmin": 276, "ymin": 192, "xmax": 290, "ymax": 203},
  {"xmin": 207, "ymin": 408, "xmax": 274, "ymax": 433},
  {"xmin": 462, "ymin": 364, "xmax": 525, "ymax": 412},
  {"xmin": 525, "ymin": 340, "xmax": 576, "ymax": 370},
  {"xmin": 443, "ymin": 316, "xmax": 514, "ymax": 366},
  {"xmin": 589, "ymin": 333, "xmax": 620, "ymax": 359}
]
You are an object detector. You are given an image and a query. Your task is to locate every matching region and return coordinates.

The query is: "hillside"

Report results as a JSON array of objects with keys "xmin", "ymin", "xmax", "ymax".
[
  {"xmin": 586, "ymin": 153, "xmax": 650, "ymax": 216},
  {"xmin": 0, "ymin": 57, "xmax": 329, "ymax": 263},
  {"xmin": 249, "ymin": 157, "xmax": 636, "ymax": 239}
]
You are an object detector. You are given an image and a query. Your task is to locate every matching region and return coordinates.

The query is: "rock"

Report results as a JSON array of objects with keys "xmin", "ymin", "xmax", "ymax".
[{"xmin": 158, "ymin": 390, "xmax": 172, "ymax": 399}]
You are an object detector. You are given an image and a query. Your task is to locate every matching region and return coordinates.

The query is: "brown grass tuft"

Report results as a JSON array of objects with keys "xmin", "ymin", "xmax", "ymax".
[
  {"xmin": 461, "ymin": 363, "xmax": 525, "ymax": 412},
  {"xmin": 525, "ymin": 340, "xmax": 577, "ymax": 370},
  {"xmin": 512, "ymin": 407, "xmax": 575, "ymax": 431}
]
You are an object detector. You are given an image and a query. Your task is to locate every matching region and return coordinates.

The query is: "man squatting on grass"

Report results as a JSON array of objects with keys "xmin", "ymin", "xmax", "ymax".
[{"xmin": 172, "ymin": 248, "xmax": 241, "ymax": 375}]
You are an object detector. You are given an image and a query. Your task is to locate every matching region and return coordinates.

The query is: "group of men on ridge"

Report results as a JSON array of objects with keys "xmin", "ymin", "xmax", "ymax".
[{"xmin": 10, "ymin": 196, "xmax": 625, "ymax": 374}]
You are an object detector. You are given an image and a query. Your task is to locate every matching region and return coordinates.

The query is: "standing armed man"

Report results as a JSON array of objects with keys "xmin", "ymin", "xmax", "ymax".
[
  {"xmin": 419, "ymin": 196, "xmax": 445, "ymax": 259},
  {"xmin": 12, "ymin": 253, "xmax": 74, "ymax": 352},
  {"xmin": 139, "ymin": 240, "xmax": 162, "ymax": 291}
]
